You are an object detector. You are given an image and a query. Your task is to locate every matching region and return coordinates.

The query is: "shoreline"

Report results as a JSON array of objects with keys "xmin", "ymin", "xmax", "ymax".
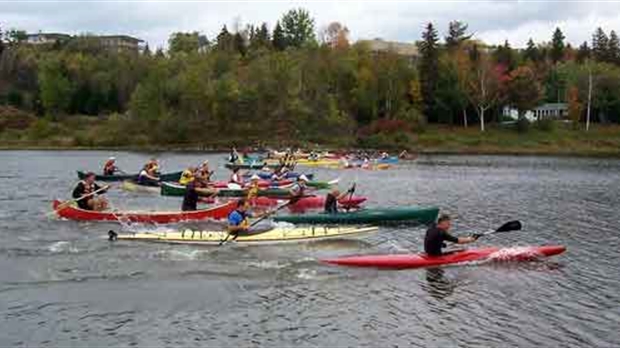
[{"xmin": 2, "ymin": 144, "xmax": 619, "ymax": 158}]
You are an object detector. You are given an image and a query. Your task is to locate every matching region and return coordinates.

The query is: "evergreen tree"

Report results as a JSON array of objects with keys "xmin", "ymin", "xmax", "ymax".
[
  {"xmin": 494, "ymin": 40, "xmax": 517, "ymax": 70},
  {"xmin": 234, "ymin": 32, "xmax": 246, "ymax": 56},
  {"xmin": 143, "ymin": 44, "xmax": 152, "ymax": 57},
  {"xmin": 608, "ymin": 30, "xmax": 620, "ymax": 64},
  {"xmin": 272, "ymin": 21, "xmax": 287, "ymax": 51},
  {"xmin": 576, "ymin": 41, "xmax": 591, "ymax": 64},
  {"xmin": 417, "ymin": 22, "xmax": 440, "ymax": 122},
  {"xmin": 592, "ymin": 27, "xmax": 609, "ymax": 62},
  {"xmin": 523, "ymin": 38, "xmax": 540, "ymax": 62},
  {"xmin": 216, "ymin": 25, "xmax": 234, "ymax": 52},
  {"xmin": 445, "ymin": 21, "xmax": 472, "ymax": 50},
  {"xmin": 550, "ymin": 27, "xmax": 565, "ymax": 64},
  {"xmin": 0, "ymin": 24, "xmax": 4, "ymax": 56}
]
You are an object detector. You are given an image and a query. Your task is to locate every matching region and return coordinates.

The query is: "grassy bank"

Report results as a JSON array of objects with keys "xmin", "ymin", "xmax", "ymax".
[{"xmin": 1, "ymin": 113, "xmax": 619, "ymax": 157}]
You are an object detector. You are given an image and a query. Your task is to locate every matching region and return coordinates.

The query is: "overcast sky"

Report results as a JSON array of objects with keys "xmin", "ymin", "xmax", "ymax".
[{"xmin": 3, "ymin": 1, "xmax": 620, "ymax": 49}]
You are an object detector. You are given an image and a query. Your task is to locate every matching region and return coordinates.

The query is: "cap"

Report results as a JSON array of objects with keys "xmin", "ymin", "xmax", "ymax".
[
  {"xmin": 299, "ymin": 174, "xmax": 309, "ymax": 182},
  {"xmin": 108, "ymin": 156, "xmax": 116, "ymax": 161},
  {"xmin": 251, "ymin": 174, "xmax": 260, "ymax": 180}
]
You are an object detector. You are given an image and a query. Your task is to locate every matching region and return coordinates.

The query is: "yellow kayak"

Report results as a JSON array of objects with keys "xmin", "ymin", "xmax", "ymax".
[{"xmin": 110, "ymin": 226, "xmax": 379, "ymax": 245}]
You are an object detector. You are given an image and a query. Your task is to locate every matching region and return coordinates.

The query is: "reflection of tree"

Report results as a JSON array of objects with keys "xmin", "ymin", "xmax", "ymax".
[{"xmin": 425, "ymin": 268, "xmax": 456, "ymax": 300}]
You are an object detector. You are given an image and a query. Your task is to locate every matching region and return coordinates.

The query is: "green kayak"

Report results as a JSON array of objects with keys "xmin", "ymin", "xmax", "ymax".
[
  {"xmin": 160, "ymin": 181, "xmax": 292, "ymax": 198},
  {"xmin": 273, "ymin": 207, "xmax": 439, "ymax": 225},
  {"xmin": 225, "ymin": 163, "xmax": 281, "ymax": 170}
]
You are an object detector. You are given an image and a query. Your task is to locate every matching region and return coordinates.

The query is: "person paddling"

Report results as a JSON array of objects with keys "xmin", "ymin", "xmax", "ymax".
[
  {"xmin": 229, "ymin": 167, "xmax": 244, "ymax": 189},
  {"xmin": 289, "ymin": 174, "xmax": 309, "ymax": 199},
  {"xmin": 424, "ymin": 214, "xmax": 478, "ymax": 256},
  {"xmin": 324, "ymin": 187, "xmax": 354, "ymax": 214},
  {"xmin": 181, "ymin": 180, "xmax": 199, "ymax": 211},
  {"xmin": 227, "ymin": 199, "xmax": 254, "ymax": 236},
  {"xmin": 103, "ymin": 157, "xmax": 119, "ymax": 175},
  {"xmin": 228, "ymin": 147, "xmax": 240, "ymax": 164},
  {"xmin": 138, "ymin": 164, "xmax": 160, "ymax": 186},
  {"xmin": 179, "ymin": 166, "xmax": 196, "ymax": 185},
  {"xmin": 73, "ymin": 172, "xmax": 109, "ymax": 211}
]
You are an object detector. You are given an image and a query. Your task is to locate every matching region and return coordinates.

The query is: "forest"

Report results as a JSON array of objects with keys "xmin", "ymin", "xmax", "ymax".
[{"xmin": 1, "ymin": 8, "xmax": 620, "ymax": 151}]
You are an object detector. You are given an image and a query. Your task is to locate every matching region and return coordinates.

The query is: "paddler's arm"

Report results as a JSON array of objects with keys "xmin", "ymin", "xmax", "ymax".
[
  {"xmin": 444, "ymin": 231, "xmax": 476, "ymax": 244},
  {"xmin": 94, "ymin": 183, "xmax": 111, "ymax": 194}
]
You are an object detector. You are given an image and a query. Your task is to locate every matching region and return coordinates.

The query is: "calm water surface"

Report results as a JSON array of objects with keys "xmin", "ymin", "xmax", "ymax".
[{"xmin": 0, "ymin": 151, "xmax": 619, "ymax": 347}]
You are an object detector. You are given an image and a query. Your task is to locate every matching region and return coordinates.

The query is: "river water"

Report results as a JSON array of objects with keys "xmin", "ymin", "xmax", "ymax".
[{"xmin": 0, "ymin": 151, "xmax": 618, "ymax": 347}]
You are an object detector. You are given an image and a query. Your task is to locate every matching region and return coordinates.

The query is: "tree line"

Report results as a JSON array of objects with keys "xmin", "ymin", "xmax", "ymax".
[{"xmin": 1, "ymin": 10, "xmax": 620, "ymax": 148}]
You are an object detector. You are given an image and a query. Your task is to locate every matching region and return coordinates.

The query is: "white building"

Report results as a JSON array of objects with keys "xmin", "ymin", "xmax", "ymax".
[{"xmin": 503, "ymin": 103, "xmax": 568, "ymax": 122}]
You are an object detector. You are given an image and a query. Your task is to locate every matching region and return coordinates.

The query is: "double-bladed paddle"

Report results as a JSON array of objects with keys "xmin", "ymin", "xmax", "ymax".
[{"xmin": 472, "ymin": 220, "xmax": 522, "ymax": 239}]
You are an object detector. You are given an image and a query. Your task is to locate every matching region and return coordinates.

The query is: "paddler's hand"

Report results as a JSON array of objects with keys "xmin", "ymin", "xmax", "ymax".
[{"xmin": 470, "ymin": 234, "xmax": 482, "ymax": 241}]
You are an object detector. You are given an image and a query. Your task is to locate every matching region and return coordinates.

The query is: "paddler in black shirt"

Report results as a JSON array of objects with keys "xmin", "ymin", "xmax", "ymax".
[
  {"xmin": 324, "ymin": 187, "xmax": 355, "ymax": 214},
  {"xmin": 72, "ymin": 172, "xmax": 109, "ymax": 211},
  {"xmin": 424, "ymin": 214, "xmax": 477, "ymax": 256},
  {"xmin": 182, "ymin": 180, "xmax": 199, "ymax": 211}
]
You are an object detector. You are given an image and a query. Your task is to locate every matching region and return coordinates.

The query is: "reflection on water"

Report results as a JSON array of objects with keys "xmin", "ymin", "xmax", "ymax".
[{"xmin": 424, "ymin": 268, "xmax": 456, "ymax": 300}]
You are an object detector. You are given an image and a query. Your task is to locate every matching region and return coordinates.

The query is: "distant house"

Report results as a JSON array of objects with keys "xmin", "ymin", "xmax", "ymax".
[
  {"xmin": 26, "ymin": 33, "xmax": 71, "ymax": 45},
  {"xmin": 97, "ymin": 35, "xmax": 144, "ymax": 52},
  {"xmin": 503, "ymin": 103, "xmax": 568, "ymax": 122},
  {"xmin": 357, "ymin": 38, "xmax": 419, "ymax": 65}
]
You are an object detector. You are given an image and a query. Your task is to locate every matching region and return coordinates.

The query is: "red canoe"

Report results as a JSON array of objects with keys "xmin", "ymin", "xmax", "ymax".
[
  {"xmin": 247, "ymin": 196, "xmax": 367, "ymax": 211},
  {"xmin": 52, "ymin": 199, "xmax": 236, "ymax": 224},
  {"xmin": 322, "ymin": 245, "xmax": 566, "ymax": 269}
]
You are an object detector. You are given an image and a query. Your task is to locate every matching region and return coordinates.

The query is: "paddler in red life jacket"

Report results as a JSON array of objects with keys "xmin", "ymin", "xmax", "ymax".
[
  {"xmin": 72, "ymin": 172, "xmax": 109, "ymax": 211},
  {"xmin": 103, "ymin": 157, "xmax": 119, "ymax": 176},
  {"xmin": 424, "ymin": 214, "xmax": 478, "ymax": 256}
]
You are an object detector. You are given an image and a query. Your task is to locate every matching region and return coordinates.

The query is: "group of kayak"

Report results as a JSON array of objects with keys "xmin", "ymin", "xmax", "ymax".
[{"xmin": 54, "ymin": 151, "xmax": 565, "ymax": 270}]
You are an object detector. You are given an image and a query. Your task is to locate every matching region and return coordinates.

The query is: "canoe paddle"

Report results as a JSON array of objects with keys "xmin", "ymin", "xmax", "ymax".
[
  {"xmin": 344, "ymin": 182, "xmax": 356, "ymax": 212},
  {"xmin": 472, "ymin": 220, "xmax": 522, "ymax": 239},
  {"xmin": 52, "ymin": 185, "xmax": 111, "ymax": 213}
]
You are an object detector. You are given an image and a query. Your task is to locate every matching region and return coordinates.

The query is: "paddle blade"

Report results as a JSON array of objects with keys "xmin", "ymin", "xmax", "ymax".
[{"xmin": 495, "ymin": 220, "xmax": 522, "ymax": 233}]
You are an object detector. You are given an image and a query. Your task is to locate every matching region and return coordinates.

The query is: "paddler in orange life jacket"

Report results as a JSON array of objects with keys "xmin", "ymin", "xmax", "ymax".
[
  {"xmin": 424, "ymin": 214, "xmax": 478, "ymax": 256},
  {"xmin": 103, "ymin": 157, "xmax": 119, "ymax": 176},
  {"xmin": 72, "ymin": 172, "xmax": 109, "ymax": 211}
]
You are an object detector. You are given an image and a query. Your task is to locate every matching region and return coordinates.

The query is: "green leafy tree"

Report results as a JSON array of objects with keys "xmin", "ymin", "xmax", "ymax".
[
  {"xmin": 550, "ymin": 27, "xmax": 565, "ymax": 64},
  {"xmin": 494, "ymin": 40, "xmax": 517, "ymax": 70},
  {"xmin": 506, "ymin": 66, "xmax": 543, "ymax": 120},
  {"xmin": 216, "ymin": 25, "xmax": 234, "ymax": 52},
  {"xmin": 38, "ymin": 58, "xmax": 73, "ymax": 116},
  {"xmin": 280, "ymin": 8, "xmax": 316, "ymax": 48},
  {"xmin": 169, "ymin": 32, "xmax": 209, "ymax": 54},
  {"xmin": 608, "ymin": 30, "xmax": 620, "ymax": 65},
  {"xmin": 417, "ymin": 22, "xmax": 440, "ymax": 122}
]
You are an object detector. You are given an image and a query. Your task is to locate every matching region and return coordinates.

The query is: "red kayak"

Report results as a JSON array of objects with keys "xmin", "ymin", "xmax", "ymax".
[
  {"xmin": 52, "ymin": 199, "xmax": 236, "ymax": 223},
  {"xmin": 247, "ymin": 196, "xmax": 367, "ymax": 211},
  {"xmin": 322, "ymin": 245, "xmax": 566, "ymax": 269}
]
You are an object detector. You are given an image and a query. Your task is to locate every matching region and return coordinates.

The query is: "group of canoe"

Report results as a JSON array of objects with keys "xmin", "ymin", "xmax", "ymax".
[{"xmin": 52, "ymin": 153, "xmax": 565, "ymax": 270}]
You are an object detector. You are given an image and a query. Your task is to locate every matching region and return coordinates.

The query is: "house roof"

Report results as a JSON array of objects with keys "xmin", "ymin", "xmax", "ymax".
[
  {"xmin": 27, "ymin": 33, "xmax": 71, "ymax": 39},
  {"xmin": 534, "ymin": 103, "xmax": 568, "ymax": 111},
  {"xmin": 98, "ymin": 35, "xmax": 144, "ymax": 43},
  {"xmin": 358, "ymin": 38, "xmax": 418, "ymax": 57}
]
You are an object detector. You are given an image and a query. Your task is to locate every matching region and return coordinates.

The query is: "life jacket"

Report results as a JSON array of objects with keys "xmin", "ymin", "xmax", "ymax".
[
  {"xmin": 103, "ymin": 161, "xmax": 115, "ymax": 175},
  {"xmin": 179, "ymin": 169, "xmax": 194, "ymax": 185},
  {"xmin": 230, "ymin": 172, "xmax": 243, "ymax": 185},
  {"xmin": 247, "ymin": 183, "xmax": 260, "ymax": 200},
  {"xmin": 80, "ymin": 180, "xmax": 95, "ymax": 194}
]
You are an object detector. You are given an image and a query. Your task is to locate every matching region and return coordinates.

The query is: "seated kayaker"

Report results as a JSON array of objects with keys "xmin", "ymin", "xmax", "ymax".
[
  {"xmin": 324, "ymin": 187, "xmax": 354, "ymax": 214},
  {"xmin": 103, "ymin": 157, "xmax": 119, "ymax": 176},
  {"xmin": 179, "ymin": 167, "xmax": 196, "ymax": 185},
  {"xmin": 247, "ymin": 174, "xmax": 261, "ymax": 200},
  {"xmin": 197, "ymin": 160, "xmax": 212, "ymax": 182},
  {"xmin": 229, "ymin": 147, "xmax": 240, "ymax": 164},
  {"xmin": 227, "ymin": 199, "xmax": 253, "ymax": 236},
  {"xmin": 380, "ymin": 152, "xmax": 389, "ymax": 160},
  {"xmin": 72, "ymin": 172, "xmax": 109, "ymax": 211},
  {"xmin": 145, "ymin": 158, "xmax": 159, "ymax": 175},
  {"xmin": 424, "ymin": 215, "xmax": 478, "ymax": 256},
  {"xmin": 182, "ymin": 180, "xmax": 199, "ymax": 211},
  {"xmin": 228, "ymin": 167, "xmax": 244, "ymax": 189},
  {"xmin": 289, "ymin": 175, "xmax": 309, "ymax": 198},
  {"xmin": 138, "ymin": 165, "xmax": 160, "ymax": 186}
]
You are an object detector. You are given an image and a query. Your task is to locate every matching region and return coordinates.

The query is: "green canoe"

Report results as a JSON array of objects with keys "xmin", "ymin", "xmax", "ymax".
[
  {"xmin": 225, "ymin": 163, "xmax": 281, "ymax": 170},
  {"xmin": 160, "ymin": 181, "xmax": 292, "ymax": 198},
  {"xmin": 273, "ymin": 207, "xmax": 439, "ymax": 225},
  {"xmin": 77, "ymin": 170, "xmax": 183, "ymax": 182}
]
